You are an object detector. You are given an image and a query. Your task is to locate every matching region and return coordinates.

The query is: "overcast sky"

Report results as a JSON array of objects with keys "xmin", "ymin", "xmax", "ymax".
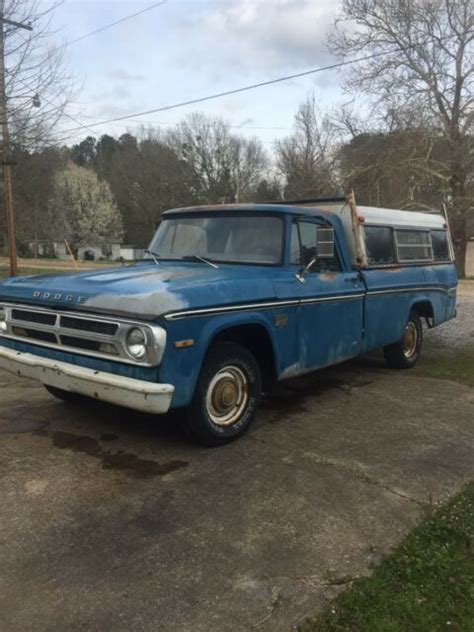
[{"xmin": 55, "ymin": 0, "xmax": 346, "ymax": 148}]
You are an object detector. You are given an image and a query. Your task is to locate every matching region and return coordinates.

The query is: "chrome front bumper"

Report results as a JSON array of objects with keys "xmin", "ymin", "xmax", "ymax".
[{"xmin": 0, "ymin": 346, "xmax": 174, "ymax": 414}]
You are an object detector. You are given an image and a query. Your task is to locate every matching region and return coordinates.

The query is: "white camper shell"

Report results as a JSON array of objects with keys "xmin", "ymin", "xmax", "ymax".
[{"xmin": 311, "ymin": 196, "xmax": 454, "ymax": 269}]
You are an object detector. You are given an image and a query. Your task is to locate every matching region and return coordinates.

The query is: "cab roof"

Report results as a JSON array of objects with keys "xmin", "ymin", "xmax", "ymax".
[
  {"xmin": 162, "ymin": 203, "xmax": 334, "ymax": 218},
  {"xmin": 163, "ymin": 202, "xmax": 446, "ymax": 229}
]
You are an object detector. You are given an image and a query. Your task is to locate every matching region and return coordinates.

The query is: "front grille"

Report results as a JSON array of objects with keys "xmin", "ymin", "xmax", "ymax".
[
  {"xmin": 60, "ymin": 335, "xmax": 101, "ymax": 351},
  {"xmin": 12, "ymin": 326, "xmax": 57, "ymax": 343},
  {"xmin": 60, "ymin": 315, "xmax": 118, "ymax": 336},
  {"xmin": 1, "ymin": 303, "xmax": 163, "ymax": 366},
  {"xmin": 12, "ymin": 309, "xmax": 56, "ymax": 326}
]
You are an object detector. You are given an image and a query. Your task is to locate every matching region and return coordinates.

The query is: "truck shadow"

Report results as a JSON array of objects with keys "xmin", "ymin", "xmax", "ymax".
[
  {"xmin": 260, "ymin": 353, "xmax": 387, "ymax": 421},
  {"xmin": 43, "ymin": 353, "xmax": 388, "ymax": 443},
  {"xmin": 0, "ymin": 353, "xmax": 390, "ymax": 462}
]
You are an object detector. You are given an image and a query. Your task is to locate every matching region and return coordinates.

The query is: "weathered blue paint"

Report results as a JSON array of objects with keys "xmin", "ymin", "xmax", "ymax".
[{"xmin": 0, "ymin": 204, "xmax": 457, "ymax": 411}]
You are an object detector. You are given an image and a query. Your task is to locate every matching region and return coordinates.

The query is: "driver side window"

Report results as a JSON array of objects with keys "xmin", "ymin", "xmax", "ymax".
[{"xmin": 290, "ymin": 221, "xmax": 341, "ymax": 272}]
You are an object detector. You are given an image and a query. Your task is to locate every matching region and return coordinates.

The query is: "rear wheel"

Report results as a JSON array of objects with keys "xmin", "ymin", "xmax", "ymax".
[
  {"xmin": 44, "ymin": 384, "xmax": 84, "ymax": 403},
  {"xmin": 185, "ymin": 342, "xmax": 261, "ymax": 446},
  {"xmin": 383, "ymin": 311, "xmax": 423, "ymax": 369}
]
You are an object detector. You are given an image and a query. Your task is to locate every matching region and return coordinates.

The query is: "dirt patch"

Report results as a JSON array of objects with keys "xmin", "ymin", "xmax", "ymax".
[
  {"xmin": 102, "ymin": 452, "xmax": 188, "ymax": 477},
  {"xmin": 0, "ymin": 418, "xmax": 48, "ymax": 433},
  {"xmin": 0, "ymin": 405, "xmax": 49, "ymax": 434},
  {"xmin": 51, "ymin": 430, "xmax": 188, "ymax": 478},
  {"xmin": 100, "ymin": 433, "xmax": 119, "ymax": 442}
]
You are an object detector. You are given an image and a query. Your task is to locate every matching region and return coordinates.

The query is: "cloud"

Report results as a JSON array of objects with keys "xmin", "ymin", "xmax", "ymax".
[
  {"xmin": 107, "ymin": 69, "xmax": 146, "ymax": 83},
  {"xmin": 92, "ymin": 83, "xmax": 134, "ymax": 102},
  {"xmin": 175, "ymin": 0, "xmax": 340, "ymax": 76}
]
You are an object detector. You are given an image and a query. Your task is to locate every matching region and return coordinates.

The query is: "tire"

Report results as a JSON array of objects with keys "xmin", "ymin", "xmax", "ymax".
[
  {"xmin": 383, "ymin": 310, "xmax": 423, "ymax": 369},
  {"xmin": 185, "ymin": 342, "xmax": 261, "ymax": 446},
  {"xmin": 44, "ymin": 384, "xmax": 85, "ymax": 403}
]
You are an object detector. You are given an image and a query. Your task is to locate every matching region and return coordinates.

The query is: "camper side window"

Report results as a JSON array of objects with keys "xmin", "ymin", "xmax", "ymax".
[
  {"xmin": 364, "ymin": 226, "xmax": 395, "ymax": 265},
  {"xmin": 395, "ymin": 230, "xmax": 433, "ymax": 262},
  {"xmin": 431, "ymin": 230, "xmax": 450, "ymax": 261}
]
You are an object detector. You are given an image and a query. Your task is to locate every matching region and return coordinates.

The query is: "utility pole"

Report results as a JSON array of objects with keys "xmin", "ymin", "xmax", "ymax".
[{"xmin": 0, "ymin": 3, "xmax": 32, "ymax": 276}]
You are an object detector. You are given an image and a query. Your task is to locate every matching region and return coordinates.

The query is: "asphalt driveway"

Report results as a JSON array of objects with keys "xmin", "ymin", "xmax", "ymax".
[{"xmin": 1, "ymin": 286, "xmax": 473, "ymax": 632}]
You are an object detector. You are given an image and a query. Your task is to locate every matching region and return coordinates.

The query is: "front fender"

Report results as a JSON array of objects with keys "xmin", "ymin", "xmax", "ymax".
[{"xmin": 159, "ymin": 311, "xmax": 281, "ymax": 409}]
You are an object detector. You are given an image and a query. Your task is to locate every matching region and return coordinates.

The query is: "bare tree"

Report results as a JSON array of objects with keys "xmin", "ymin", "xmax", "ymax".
[
  {"xmin": 3, "ymin": 0, "xmax": 75, "ymax": 149},
  {"xmin": 329, "ymin": 0, "xmax": 474, "ymax": 275},
  {"xmin": 276, "ymin": 96, "xmax": 339, "ymax": 199},
  {"xmin": 0, "ymin": 0, "xmax": 75, "ymax": 258},
  {"xmin": 168, "ymin": 113, "xmax": 268, "ymax": 204},
  {"xmin": 339, "ymin": 129, "xmax": 449, "ymax": 209}
]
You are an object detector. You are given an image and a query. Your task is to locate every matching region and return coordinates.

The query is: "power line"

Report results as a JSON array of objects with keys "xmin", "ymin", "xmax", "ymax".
[
  {"xmin": 95, "ymin": 117, "xmax": 292, "ymax": 132},
  {"xmin": 64, "ymin": 0, "xmax": 168, "ymax": 47},
  {"xmin": 6, "ymin": 1, "xmax": 170, "ymax": 141},
  {"xmin": 57, "ymin": 47, "xmax": 417, "ymax": 135}
]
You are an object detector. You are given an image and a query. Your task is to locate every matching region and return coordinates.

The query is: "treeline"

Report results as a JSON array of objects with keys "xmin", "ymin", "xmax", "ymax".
[
  {"xmin": 7, "ymin": 113, "xmax": 281, "ymax": 252},
  {"xmin": 1, "ymin": 0, "xmax": 473, "ymax": 275},
  {"xmin": 2, "ymin": 100, "xmax": 473, "ymax": 268}
]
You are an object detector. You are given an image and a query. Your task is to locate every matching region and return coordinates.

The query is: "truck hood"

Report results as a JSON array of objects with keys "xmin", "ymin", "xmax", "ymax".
[{"xmin": 0, "ymin": 262, "xmax": 278, "ymax": 320}]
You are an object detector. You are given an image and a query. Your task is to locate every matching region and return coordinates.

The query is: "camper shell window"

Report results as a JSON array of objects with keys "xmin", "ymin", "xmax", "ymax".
[
  {"xmin": 364, "ymin": 226, "xmax": 395, "ymax": 265},
  {"xmin": 363, "ymin": 223, "xmax": 451, "ymax": 267},
  {"xmin": 431, "ymin": 230, "xmax": 450, "ymax": 262},
  {"xmin": 394, "ymin": 229, "xmax": 432, "ymax": 262}
]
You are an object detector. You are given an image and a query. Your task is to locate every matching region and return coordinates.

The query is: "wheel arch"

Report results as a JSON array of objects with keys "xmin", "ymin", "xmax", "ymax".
[
  {"xmin": 201, "ymin": 317, "xmax": 279, "ymax": 391},
  {"xmin": 409, "ymin": 299, "xmax": 434, "ymax": 327}
]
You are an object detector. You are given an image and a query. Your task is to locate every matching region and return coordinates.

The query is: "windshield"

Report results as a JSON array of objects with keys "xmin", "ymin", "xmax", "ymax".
[{"xmin": 148, "ymin": 214, "xmax": 284, "ymax": 265}]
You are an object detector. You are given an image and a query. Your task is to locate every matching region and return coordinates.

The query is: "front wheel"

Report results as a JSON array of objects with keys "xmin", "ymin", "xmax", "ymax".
[
  {"xmin": 185, "ymin": 342, "xmax": 261, "ymax": 446},
  {"xmin": 383, "ymin": 311, "xmax": 423, "ymax": 369}
]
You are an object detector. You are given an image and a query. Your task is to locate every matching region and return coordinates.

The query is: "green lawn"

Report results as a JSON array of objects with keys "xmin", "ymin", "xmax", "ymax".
[
  {"xmin": 413, "ymin": 349, "xmax": 474, "ymax": 387},
  {"xmin": 0, "ymin": 267, "xmax": 77, "ymax": 279},
  {"xmin": 301, "ymin": 483, "xmax": 474, "ymax": 632}
]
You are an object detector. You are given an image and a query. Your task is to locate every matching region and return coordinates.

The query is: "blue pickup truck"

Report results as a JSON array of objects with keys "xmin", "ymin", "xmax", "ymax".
[{"xmin": 0, "ymin": 196, "xmax": 457, "ymax": 445}]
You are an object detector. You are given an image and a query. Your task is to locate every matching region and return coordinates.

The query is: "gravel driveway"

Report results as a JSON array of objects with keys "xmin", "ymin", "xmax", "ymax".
[{"xmin": 425, "ymin": 281, "xmax": 474, "ymax": 349}]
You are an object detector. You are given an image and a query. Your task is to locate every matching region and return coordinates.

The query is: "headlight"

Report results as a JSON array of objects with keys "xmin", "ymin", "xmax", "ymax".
[
  {"xmin": 0, "ymin": 307, "xmax": 6, "ymax": 333},
  {"xmin": 126, "ymin": 327, "xmax": 147, "ymax": 360}
]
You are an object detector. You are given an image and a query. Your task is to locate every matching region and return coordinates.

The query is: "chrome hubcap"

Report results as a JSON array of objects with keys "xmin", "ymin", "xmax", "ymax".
[
  {"xmin": 403, "ymin": 322, "xmax": 418, "ymax": 358},
  {"xmin": 206, "ymin": 366, "xmax": 249, "ymax": 427}
]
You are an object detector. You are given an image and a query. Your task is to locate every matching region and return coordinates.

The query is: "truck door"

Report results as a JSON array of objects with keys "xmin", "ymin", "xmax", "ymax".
[{"xmin": 290, "ymin": 219, "xmax": 365, "ymax": 371}]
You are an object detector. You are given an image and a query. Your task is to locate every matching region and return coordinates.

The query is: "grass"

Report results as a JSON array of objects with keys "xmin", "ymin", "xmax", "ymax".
[
  {"xmin": 0, "ymin": 267, "xmax": 73, "ymax": 279},
  {"xmin": 301, "ymin": 483, "xmax": 474, "ymax": 632},
  {"xmin": 413, "ymin": 349, "xmax": 474, "ymax": 387},
  {"xmin": 0, "ymin": 260, "xmax": 124, "ymax": 279}
]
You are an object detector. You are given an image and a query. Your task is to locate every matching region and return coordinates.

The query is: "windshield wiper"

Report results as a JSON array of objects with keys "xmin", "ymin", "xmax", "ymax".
[
  {"xmin": 144, "ymin": 249, "xmax": 161, "ymax": 266},
  {"xmin": 182, "ymin": 255, "xmax": 219, "ymax": 269}
]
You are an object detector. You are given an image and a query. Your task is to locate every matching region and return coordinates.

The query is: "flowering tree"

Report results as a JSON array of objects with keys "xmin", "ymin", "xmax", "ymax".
[{"xmin": 48, "ymin": 162, "xmax": 123, "ymax": 253}]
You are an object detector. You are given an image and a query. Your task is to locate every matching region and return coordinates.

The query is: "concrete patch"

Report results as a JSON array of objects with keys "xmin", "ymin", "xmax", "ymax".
[
  {"xmin": 25, "ymin": 479, "xmax": 48, "ymax": 496},
  {"xmin": 0, "ymin": 356, "xmax": 473, "ymax": 631}
]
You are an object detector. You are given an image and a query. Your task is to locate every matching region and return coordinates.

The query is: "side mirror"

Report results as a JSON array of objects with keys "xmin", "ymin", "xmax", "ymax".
[{"xmin": 295, "ymin": 227, "xmax": 335, "ymax": 283}]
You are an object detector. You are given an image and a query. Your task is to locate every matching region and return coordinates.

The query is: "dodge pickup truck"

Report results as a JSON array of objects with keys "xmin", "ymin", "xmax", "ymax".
[{"xmin": 0, "ymin": 194, "xmax": 457, "ymax": 445}]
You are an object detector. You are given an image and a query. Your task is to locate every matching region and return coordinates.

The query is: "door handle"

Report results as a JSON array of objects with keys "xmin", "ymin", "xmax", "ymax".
[{"xmin": 345, "ymin": 276, "xmax": 359, "ymax": 283}]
